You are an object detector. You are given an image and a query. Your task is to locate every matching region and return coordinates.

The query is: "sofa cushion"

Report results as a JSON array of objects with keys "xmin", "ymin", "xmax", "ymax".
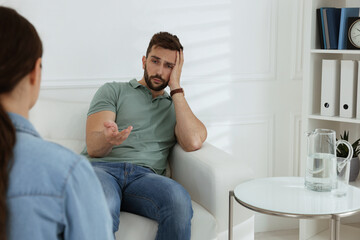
[
  {"xmin": 190, "ymin": 201, "xmax": 217, "ymax": 240},
  {"xmin": 115, "ymin": 201, "xmax": 217, "ymax": 240}
]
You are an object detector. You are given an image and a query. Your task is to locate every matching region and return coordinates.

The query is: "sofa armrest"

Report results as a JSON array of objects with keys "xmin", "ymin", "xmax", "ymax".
[{"xmin": 169, "ymin": 142, "xmax": 254, "ymax": 233}]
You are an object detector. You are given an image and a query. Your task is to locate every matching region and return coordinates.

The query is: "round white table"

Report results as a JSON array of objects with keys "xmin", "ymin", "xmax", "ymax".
[{"xmin": 228, "ymin": 177, "xmax": 360, "ymax": 240}]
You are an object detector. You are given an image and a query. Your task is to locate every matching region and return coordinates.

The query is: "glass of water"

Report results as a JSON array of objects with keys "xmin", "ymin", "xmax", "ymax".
[{"xmin": 332, "ymin": 157, "xmax": 351, "ymax": 197}]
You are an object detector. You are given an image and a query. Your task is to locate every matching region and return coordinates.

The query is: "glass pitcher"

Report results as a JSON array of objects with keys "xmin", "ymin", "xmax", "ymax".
[{"xmin": 305, "ymin": 129, "xmax": 353, "ymax": 195}]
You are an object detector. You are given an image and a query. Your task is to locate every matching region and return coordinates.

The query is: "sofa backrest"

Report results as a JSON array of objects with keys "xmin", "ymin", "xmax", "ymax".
[{"xmin": 29, "ymin": 99, "xmax": 90, "ymax": 154}]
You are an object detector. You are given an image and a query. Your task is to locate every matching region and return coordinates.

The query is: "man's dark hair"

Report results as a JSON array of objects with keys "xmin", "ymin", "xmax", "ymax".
[{"xmin": 145, "ymin": 32, "xmax": 183, "ymax": 57}]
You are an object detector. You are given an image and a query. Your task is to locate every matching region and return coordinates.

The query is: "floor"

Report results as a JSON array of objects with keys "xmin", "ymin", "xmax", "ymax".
[
  {"xmin": 254, "ymin": 223, "xmax": 360, "ymax": 240},
  {"xmin": 255, "ymin": 229, "xmax": 298, "ymax": 240}
]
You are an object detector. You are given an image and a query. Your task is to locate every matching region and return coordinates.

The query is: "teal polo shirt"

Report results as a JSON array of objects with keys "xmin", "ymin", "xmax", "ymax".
[{"xmin": 81, "ymin": 79, "xmax": 176, "ymax": 175}]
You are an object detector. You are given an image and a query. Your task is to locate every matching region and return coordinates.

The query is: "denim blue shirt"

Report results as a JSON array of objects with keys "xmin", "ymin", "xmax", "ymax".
[{"xmin": 6, "ymin": 113, "xmax": 113, "ymax": 240}]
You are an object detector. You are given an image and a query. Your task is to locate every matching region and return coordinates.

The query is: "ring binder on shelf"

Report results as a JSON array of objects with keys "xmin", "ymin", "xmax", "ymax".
[
  {"xmin": 320, "ymin": 59, "xmax": 340, "ymax": 117},
  {"xmin": 356, "ymin": 61, "xmax": 360, "ymax": 119},
  {"xmin": 340, "ymin": 60, "xmax": 357, "ymax": 118}
]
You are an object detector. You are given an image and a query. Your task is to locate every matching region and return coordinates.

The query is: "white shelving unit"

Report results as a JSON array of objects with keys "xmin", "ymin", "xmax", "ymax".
[{"xmin": 301, "ymin": 0, "xmax": 360, "ymax": 239}]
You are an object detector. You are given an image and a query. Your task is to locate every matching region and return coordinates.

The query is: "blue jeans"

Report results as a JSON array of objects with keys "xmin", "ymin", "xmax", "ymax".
[{"xmin": 91, "ymin": 162, "xmax": 193, "ymax": 240}]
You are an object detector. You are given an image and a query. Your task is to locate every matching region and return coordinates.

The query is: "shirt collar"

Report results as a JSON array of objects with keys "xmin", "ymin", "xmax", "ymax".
[
  {"xmin": 129, "ymin": 79, "xmax": 171, "ymax": 100},
  {"xmin": 8, "ymin": 112, "xmax": 41, "ymax": 138},
  {"xmin": 129, "ymin": 79, "xmax": 142, "ymax": 89},
  {"xmin": 161, "ymin": 91, "xmax": 171, "ymax": 99}
]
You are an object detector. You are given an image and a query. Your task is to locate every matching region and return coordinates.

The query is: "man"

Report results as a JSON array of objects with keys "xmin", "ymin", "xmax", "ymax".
[{"xmin": 81, "ymin": 32, "xmax": 207, "ymax": 239}]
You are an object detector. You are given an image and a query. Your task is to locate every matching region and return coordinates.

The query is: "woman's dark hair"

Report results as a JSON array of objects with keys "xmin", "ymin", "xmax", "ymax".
[
  {"xmin": 0, "ymin": 6, "xmax": 43, "ymax": 239},
  {"xmin": 145, "ymin": 31, "xmax": 183, "ymax": 57}
]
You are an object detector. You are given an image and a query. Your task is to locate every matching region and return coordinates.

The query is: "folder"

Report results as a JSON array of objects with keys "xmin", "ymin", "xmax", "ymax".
[
  {"xmin": 325, "ymin": 8, "xmax": 341, "ymax": 49},
  {"xmin": 322, "ymin": 9, "xmax": 330, "ymax": 49},
  {"xmin": 338, "ymin": 8, "xmax": 360, "ymax": 49},
  {"xmin": 317, "ymin": 9, "xmax": 325, "ymax": 49},
  {"xmin": 321, "ymin": 60, "xmax": 340, "ymax": 116},
  {"xmin": 340, "ymin": 60, "xmax": 357, "ymax": 118},
  {"xmin": 356, "ymin": 61, "xmax": 360, "ymax": 119},
  {"xmin": 318, "ymin": 8, "xmax": 328, "ymax": 49}
]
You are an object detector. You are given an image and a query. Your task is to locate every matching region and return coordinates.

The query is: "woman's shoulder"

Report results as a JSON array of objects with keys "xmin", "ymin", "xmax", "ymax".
[
  {"xmin": 8, "ymin": 135, "xmax": 93, "ymax": 198},
  {"xmin": 17, "ymin": 132, "xmax": 83, "ymax": 166}
]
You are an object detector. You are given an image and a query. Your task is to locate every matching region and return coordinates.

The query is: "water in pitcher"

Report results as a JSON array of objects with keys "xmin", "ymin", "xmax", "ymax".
[{"xmin": 305, "ymin": 153, "xmax": 337, "ymax": 191}]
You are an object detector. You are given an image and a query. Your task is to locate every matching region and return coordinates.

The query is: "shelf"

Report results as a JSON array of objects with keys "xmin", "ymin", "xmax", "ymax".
[
  {"xmin": 308, "ymin": 114, "xmax": 360, "ymax": 124},
  {"xmin": 311, "ymin": 49, "xmax": 360, "ymax": 55},
  {"xmin": 302, "ymin": 0, "xmax": 360, "ymax": 238}
]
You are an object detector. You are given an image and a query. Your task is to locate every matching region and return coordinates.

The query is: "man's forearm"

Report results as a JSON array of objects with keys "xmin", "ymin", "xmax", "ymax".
[
  {"xmin": 86, "ymin": 131, "xmax": 114, "ymax": 158},
  {"xmin": 172, "ymin": 93, "xmax": 207, "ymax": 151}
]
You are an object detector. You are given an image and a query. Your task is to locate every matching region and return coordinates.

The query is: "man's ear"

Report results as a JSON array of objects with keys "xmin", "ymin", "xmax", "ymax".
[
  {"xmin": 29, "ymin": 58, "xmax": 42, "ymax": 86},
  {"xmin": 142, "ymin": 56, "xmax": 146, "ymax": 70}
]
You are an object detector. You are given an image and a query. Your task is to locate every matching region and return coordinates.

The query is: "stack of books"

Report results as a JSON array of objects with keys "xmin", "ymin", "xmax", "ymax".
[{"xmin": 317, "ymin": 8, "xmax": 360, "ymax": 49}]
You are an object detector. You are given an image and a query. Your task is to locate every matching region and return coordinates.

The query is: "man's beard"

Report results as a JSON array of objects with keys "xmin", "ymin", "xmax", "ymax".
[{"xmin": 144, "ymin": 66, "xmax": 168, "ymax": 91}]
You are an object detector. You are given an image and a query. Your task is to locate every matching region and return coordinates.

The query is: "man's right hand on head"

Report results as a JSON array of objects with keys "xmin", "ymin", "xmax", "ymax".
[{"xmin": 103, "ymin": 121, "xmax": 133, "ymax": 146}]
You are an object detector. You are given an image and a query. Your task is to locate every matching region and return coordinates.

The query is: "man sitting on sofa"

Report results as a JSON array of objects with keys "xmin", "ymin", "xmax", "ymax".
[{"xmin": 81, "ymin": 31, "xmax": 207, "ymax": 239}]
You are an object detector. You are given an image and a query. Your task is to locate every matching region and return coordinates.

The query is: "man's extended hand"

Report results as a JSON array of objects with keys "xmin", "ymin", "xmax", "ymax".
[
  {"xmin": 103, "ymin": 121, "xmax": 133, "ymax": 146},
  {"xmin": 168, "ymin": 50, "xmax": 183, "ymax": 90}
]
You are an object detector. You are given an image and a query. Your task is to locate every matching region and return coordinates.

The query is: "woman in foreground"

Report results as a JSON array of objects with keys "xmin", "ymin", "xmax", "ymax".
[{"xmin": 0, "ymin": 6, "xmax": 113, "ymax": 240}]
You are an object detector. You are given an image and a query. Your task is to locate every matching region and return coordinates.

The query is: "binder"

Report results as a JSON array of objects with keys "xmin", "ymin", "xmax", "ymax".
[
  {"xmin": 322, "ymin": 9, "xmax": 330, "ymax": 49},
  {"xmin": 317, "ymin": 9, "xmax": 325, "ymax": 49},
  {"xmin": 338, "ymin": 8, "xmax": 360, "ymax": 49},
  {"xmin": 319, "ymin": 8, "xmax": 328, "ymax": 49},
  {"xmin": 325, "ymin": 8, "xmax": 341, "ymax": 49},
  {"xmin": 320, "ymin": 60, "xmax": 340, "ymax": 116},
  {"xmin": 340, "ymin": 60, "xmax": 357, "ymax": 118},
  {"xmin": 356, "ymin": 61, "xmax": 360, "ymax": 119}
]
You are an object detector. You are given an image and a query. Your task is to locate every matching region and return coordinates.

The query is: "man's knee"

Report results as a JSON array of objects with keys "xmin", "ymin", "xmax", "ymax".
[
  {"xmin": 163, "ymin": 183, "xmax": 193, "ymax": 222},
  {"xmin": 92, "ymin": 166, "xmax": 121, "ymax": 231}
]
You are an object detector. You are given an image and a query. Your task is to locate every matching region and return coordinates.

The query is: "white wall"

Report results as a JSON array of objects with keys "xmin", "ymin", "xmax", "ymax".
[{"xmin": 1, "ymin": 0, "xmax": 304, "ymax": 233}]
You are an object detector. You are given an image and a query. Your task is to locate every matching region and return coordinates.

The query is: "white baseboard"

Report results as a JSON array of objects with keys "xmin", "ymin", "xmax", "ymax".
[
  {"xmin": 217, "ymin": 216, "xmax": 255, "ymax": 240},
  {"xmin": 255, "ymin": 214, "xmax": 299, "ymax": 233}
]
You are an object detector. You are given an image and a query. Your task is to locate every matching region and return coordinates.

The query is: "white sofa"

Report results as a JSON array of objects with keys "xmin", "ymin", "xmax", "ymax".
[{"xmin": 29, "ymin": 97, "xmax": 254, "ymax": 240}]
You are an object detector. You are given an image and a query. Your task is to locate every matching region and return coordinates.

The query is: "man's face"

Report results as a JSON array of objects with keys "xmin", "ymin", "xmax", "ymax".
[{"xmin": 142, "ymin": 46, "xmax": 176, "ymax": 91}]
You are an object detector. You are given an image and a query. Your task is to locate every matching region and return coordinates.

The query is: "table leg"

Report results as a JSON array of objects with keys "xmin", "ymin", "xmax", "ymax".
[
  {"xmin": 229, "ymin": 191, "xmax": 234, "ymax": 240},
  {"xmin": 330, "ymin": 215, "xmax": 340, "ymax": 240}
]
